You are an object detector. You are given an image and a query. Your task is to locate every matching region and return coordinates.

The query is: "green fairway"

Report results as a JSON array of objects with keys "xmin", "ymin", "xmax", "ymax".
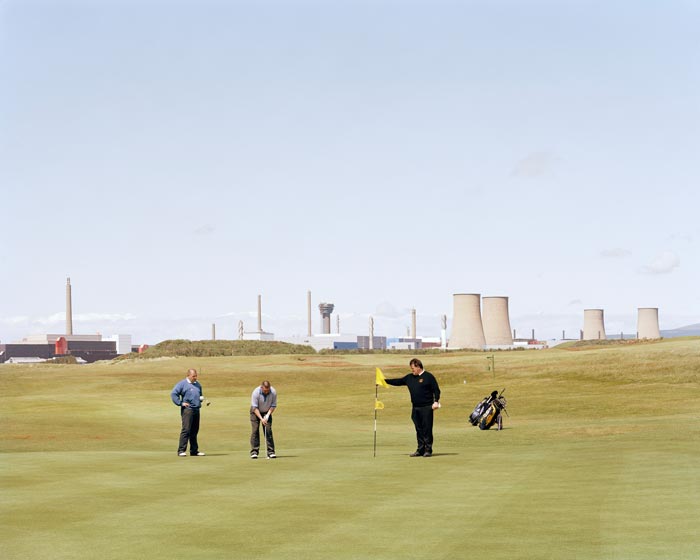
[{"xmin": 3, "ymin": 339, "xmax": 699, "ymax": 559}]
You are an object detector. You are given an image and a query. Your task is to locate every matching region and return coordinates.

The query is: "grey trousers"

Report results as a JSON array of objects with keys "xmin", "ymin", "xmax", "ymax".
[
  {"xmin": 178, "ymin": 407, "xmax": 200, "ymax": 455},
  {"xmin": 250, "ymin": 408, "xmax": 275, "ymax": 455}
]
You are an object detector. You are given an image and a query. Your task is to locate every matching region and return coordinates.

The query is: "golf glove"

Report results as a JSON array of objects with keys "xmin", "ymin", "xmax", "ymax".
[{"xmin": 264, "ymin": 412, "xmax": 270, "ymax": 422}]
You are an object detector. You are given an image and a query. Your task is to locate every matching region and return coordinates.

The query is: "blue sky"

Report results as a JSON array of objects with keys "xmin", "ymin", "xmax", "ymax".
[{"xmin": 1, "ymin": 0, "xmax": 698, "ymax": 344}]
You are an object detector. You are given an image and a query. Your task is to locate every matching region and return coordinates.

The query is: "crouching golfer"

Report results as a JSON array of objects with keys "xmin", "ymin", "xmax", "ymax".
[
  {"xmin": 250, "ymin": 380, "xmax": 277, "ymax": 459},
  {"xmin": 170, "ymin": 368, "xmax": 206, "ymax": 457},
  {"xmin": 385, "ymin": 358, "xmax": 441, "ymax": 457}
]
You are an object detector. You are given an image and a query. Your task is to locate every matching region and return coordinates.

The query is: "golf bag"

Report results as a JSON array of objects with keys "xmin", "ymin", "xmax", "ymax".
[
  {"xmin": 468, "ymin": 389, "xmax": 508, "ymax": 430},
  {"xmin": 478, "ymin": 393, "xmax": 507, "ymax": 430},
  {"xmin": 468, "ymin": 390, "xmax": 499, "ymax": 426}
]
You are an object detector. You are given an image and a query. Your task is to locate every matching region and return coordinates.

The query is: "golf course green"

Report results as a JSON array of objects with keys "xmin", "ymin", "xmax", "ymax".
[{"xmin": 3, "ymin": 338, "xmax": 699, "ymax": 559}]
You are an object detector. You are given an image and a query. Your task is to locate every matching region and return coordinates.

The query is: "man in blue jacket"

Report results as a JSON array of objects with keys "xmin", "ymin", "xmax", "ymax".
[{"xmin": 171, "ymin": 368, "xmax": 206, "ymax": 457}]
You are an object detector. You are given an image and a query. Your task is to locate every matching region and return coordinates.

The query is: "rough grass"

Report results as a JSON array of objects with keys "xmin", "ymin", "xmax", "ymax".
[{"xmin": 2, "ymin": 338, "xmax": 699, "ymax": 559}]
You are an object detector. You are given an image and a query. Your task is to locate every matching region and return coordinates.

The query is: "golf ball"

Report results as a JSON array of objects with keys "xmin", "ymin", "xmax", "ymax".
[{"xmin": 200, "ymin": 396, "xmax": 205, "ymax": 401}]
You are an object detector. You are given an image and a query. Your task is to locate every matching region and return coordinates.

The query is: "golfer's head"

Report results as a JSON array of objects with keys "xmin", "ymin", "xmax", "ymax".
[
  {"xmin": 261, "ymin": 380, "xmax": 271, "ymax": 394},
  {"xmin": 187, "ymin": 369, "xmax": 198, "ymax": 382},
  {"xmin": 409, "ymin": 358, "xmax": 423, "ymax": 375}
]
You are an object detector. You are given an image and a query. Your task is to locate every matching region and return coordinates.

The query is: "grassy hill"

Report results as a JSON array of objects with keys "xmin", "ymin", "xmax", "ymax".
[
  {"xmin": 3, "ymin": 337, "xmax": 699, "ymax": 559},
  {"xmin": 118, "ymin": 338, "xmax": 316, "ymax": 359}
]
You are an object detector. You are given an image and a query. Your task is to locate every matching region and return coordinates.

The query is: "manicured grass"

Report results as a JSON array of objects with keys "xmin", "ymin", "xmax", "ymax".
[{"xmin": 2, "ymin": 339, "xmax": 699, "ymax": 559}]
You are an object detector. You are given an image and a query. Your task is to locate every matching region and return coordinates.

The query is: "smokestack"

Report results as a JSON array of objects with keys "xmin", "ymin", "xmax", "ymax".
[
  {"xmin": 319, "ymin": 303, "xmax": 334, "ymax": 334},
  {"xmin": 65, "ymin": 277, "xmax": 73, "ymax": 336},
  {"xmin": 212, "ymin": 323, "xmax": 216, "ymax": 341},
  {"xmin": 411, "ymin": 308, "xmax": 416, "ymax": 339},
  {"xmin": 369, "ymin": 316, "xmax": 374, "ymax": 350},
  {"xmin": 336, "ymin": 314, "xmax": 340, "ymax": 334},
  {"xmin": 449, "ymin": 293, "xmax": 485, "ymax": 349},
  {"xmin": 482, "ymin": 296, "xmax": 513, "ymax": 346},
  {"xmin": 637, "ymin": 307, "xmax": 660, "ymax": 339},
  {"xmin": 257, "ymin": 295, "xmax": 262, "ymax": 333},
  {"xmin": 583, "ymin": 309, "xmax": 606, "ymax": 340},
  {"xmin": 307, "ymin": 291, "xmax": 312, "ymax": 336},
  {"xmin": 440, "ymin": 314, "xmax": 447, "ymax": 350}
]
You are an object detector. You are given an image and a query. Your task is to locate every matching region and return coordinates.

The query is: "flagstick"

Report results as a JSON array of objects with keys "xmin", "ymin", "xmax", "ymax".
[{"xmin": 373, "ymin": 384, "xmax": 378, "ymax": 457}]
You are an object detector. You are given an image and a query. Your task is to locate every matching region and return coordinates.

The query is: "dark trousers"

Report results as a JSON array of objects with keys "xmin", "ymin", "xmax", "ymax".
[
  {"xmin": 178, "ymin": 407, "xmax": 200, "ymax": 455},
  {"xmin": 250, "ymin": 409, "xmax": 275, "ymax": 456},
  {"xmin": 411, "ymin": 405, "xmax": 434, "ymax": 454}
]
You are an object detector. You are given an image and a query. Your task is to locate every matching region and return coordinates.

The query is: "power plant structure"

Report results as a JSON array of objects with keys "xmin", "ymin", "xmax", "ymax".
[
  {"xmin": 583, "ymin": 309, "xmax": 606, "ymax": 340},
  {"xmin": 449, "ymin": 293, "xmax": 486, "ymax": 349},
  {"xmin": 0, "ymin": 277, "xmax": 133, "ymax": 363},
  {"xmin": 242, "ymin": 294, "xmax": 274, "ymax": 341},
  {"xmin": 482, "ymin": 296, "xmax": 514, "ymax": 347},
  {"xmin": 307, "ymin": 290, "xmax": 312, "ymax": 336},
  {"xmin": 319, "ymin": 303, "xmax": 335, "ymax": 334},
  {"xmin": 65, "ymin": 277, "xmax": 73, "ymax": 336},
  {"xmin": 637, "ymin": 307, "xmax": 660, "ymax": 339}
]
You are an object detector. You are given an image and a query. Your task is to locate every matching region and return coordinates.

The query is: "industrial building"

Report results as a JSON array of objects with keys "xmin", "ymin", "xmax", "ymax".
[
  {"xmin": 0, "ymin": 278, "xmax": 134, "ymax": 364},
  {"xmin": 0, "ymin": 333, "xmax": 132, "ymax": 364}
]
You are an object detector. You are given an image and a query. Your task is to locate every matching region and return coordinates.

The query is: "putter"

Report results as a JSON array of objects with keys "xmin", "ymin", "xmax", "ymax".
[{"xmin": 263, "ymin": 422, "xmax": 269, "ymax": 459}]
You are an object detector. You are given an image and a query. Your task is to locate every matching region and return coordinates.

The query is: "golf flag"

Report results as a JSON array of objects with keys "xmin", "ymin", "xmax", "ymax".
[
  {"xmin": 375, "ymin": 367, "xmax": 388, "ymax": 388},
  {"xmin": 375, "ymin": 400, "xmax": 384, "ymax": 410}
]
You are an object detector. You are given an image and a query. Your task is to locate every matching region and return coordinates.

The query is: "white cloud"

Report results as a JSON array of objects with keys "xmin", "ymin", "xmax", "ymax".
[
  {"xmin": 193, "ymin": 224, "xmax": 216, "ymax": 235},
  {"xmin": 600, "ymin": 248, "xmax": 632, "ymax": 258},
  {"xmin": 374, "ymin": 301, "xmax": 409, "ymax": 319},
  {"xmin": 511, "ymin": 152, "xmax": 561, "ymax": 178},
  {"xmin": 640, "ymin": 251, "xmax": 680, "ymax": 275}
]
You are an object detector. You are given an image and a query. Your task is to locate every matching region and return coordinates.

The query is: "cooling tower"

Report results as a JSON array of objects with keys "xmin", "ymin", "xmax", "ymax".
[
  {"xmin": 449, "ymin": 293, "xmax": 486, "ymax": 349},
  {"xmin": 637, "ymin": 307, "xmax": 660, "ymax": 339},
  {"xmin": 583, "ymin": 309, "xmax": 606, "ymax": 340},
  {"xmin": 482, "ymin": 296, "xmax": 513, "ymax": 346}
]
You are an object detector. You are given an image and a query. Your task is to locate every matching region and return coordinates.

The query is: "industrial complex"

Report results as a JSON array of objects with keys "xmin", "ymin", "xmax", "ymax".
[{"xmin": 0, "ymin": 279, "xmax": 663, "ymax": 363}]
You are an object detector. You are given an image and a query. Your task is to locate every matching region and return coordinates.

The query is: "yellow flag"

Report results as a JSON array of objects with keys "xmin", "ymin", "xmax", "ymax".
[
  {"xmin": 375, "ymin": 367, "xmax": 388, "ymax": 388},
  {"xmin": 375, "ymin": 400, "xmax": 385, "ymax": 410}
]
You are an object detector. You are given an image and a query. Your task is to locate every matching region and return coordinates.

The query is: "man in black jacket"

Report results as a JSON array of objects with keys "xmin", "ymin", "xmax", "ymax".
[{"xmin": 385, "ymin": 358, "xmax": 441, "ymax": 457}]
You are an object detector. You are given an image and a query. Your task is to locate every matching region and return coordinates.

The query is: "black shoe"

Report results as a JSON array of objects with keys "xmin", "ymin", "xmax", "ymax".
[
  {"xmin": 409, "ymin": 451, "xmax": 424, "ymax": 457},
  {"xmin": 251, "ymin": 452, "xmax": 258, "ymax": 459},
  {"xmin": 423, "ymin": 452, "xmax": 432, "ymax": 457}
]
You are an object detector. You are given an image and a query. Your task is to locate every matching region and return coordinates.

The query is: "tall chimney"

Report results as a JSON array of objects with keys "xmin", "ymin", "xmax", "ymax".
[
  {"xmin": 212, "ymin": 323, "xmax": 216, "ymax": 341},
  {"xmin": 369, "ymin": 316, "xmax": 374, "ymax": 350},
  {"xmin": 307, "ymin": 290, "xmax": 312, "ymax": 336},
  {"xmin": 411, "ymin": 308, "xmax": 417, "ymax": 339},
  {"xmin": 257, "ymin": 295, "xmax": 262, "ymax": 333},
  {"xmin": 440, "ymin": 314, "xmax": 447, "ymax": 349},
  {"xmin": 66, "ymin": 277, "xmax": 73, "ymax": 336}
]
